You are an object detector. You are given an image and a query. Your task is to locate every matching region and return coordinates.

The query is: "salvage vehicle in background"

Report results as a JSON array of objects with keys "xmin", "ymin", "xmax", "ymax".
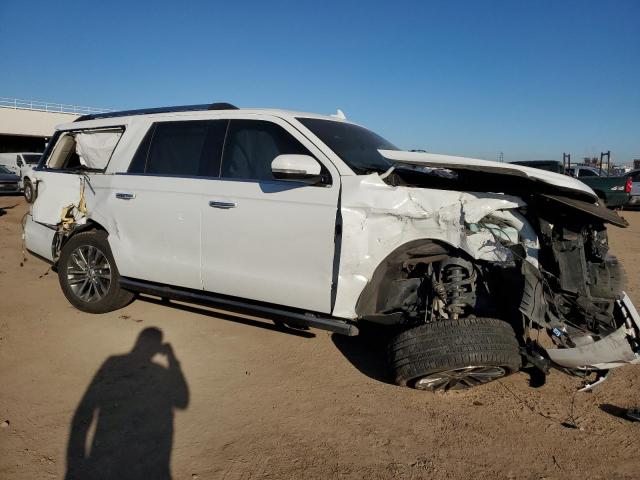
[
  {"xmin": 17, "ymin": 153, "xmax": 42, "ymax": 203},
  {"xmin": 24, "ymin": 103, "xmax": 640, "ymax": 392},
  {"xmin": 511, "ymin": 161, "xmax": 631, "ymax": 208},
  {"xmin": 623, "ymin": 169, "xmax": 640, "ymax": 207},
  {"xmin": 0, "ymin": 152, "xmax": 42, "ymax": 202},
  {"xmin": 0, "ymin": 165, "xmax": 21, "ymax": 194}
]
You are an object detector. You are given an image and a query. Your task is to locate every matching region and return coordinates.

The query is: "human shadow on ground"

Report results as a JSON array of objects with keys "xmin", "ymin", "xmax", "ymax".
[
  {"xmin": 137, "ymin": 295, "xmax": 316, "ymax": 339},
  {"xmin": 65, "ymin": 327, "xmax": 189, "ymax": 480}
]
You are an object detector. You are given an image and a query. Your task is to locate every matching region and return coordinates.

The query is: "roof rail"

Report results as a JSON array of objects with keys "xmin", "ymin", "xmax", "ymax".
[{"xmin": 74, "ymin": 102, "xmax": 238, "ymax": 122}]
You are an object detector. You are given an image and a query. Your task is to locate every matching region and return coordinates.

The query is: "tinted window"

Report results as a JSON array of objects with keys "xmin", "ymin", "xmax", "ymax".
[
  {"xmin": 297, "ymin": 118, "xmax": 398, "ymax": 174},
  {"xmin": 129, "ymin": 120, "xmax": 228, "ymax": 176},
  {"xmin": 221, "ymin": 120, "xmax": 311, "ymax": 181},
  {"xmin": 128, "ymin": 126, "xmax": 155, "ymax": 173},
  {"xmin": 579, "ymin": 169, "xmax": 598, "ymax": 177},
  {"xmin": 23, "ymin": 154, "xmax": 41, "ymax": 164}
]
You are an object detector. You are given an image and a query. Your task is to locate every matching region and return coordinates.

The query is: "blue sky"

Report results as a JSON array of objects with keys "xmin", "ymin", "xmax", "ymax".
[{"xmin": 1, "ymin": 0, "xmax": 638, "ymax": 163}]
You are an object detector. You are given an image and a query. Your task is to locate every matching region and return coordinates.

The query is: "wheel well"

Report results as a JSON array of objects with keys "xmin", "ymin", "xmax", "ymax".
[
  {"xmin": 53, "ymin": 219, "xmax": 109, "ymax": 264},
  {"xmin": 355, "ymin": 239, "xmax": 454, "ymax": 317}
]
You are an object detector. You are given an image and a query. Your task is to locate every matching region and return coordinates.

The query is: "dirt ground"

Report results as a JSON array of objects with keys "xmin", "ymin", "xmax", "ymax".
[{"xmin": 1, "ymin": 197, "xmax": 639, "ymax": 480}]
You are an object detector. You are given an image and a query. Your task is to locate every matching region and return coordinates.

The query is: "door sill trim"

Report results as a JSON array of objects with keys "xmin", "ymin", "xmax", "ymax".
[{"xmin": 119, "ymin": 277, "xmax": 359, "ymax": 336}]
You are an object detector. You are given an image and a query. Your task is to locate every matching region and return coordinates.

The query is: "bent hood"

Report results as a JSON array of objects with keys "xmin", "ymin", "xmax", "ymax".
[{"xmin": 379, "ymin": 150, "xmax": 597, "ymax": 200}]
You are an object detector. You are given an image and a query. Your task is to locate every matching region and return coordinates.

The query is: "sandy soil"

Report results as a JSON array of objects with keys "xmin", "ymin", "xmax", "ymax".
[{"xmin": 1, "ymin": 197, "xmax": 639, "ymax": 480}]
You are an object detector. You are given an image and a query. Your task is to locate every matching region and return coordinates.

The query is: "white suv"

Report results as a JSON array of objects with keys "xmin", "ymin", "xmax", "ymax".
[{"xmin": 24, "ymin": 103, "xmax": 640, "ymax": 391}]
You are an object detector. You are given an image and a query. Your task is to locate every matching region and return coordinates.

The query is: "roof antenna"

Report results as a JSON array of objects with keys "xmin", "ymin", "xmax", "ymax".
[{"xmin": 331, "ymin": 109, "xmax": 346, "ymax": 120}]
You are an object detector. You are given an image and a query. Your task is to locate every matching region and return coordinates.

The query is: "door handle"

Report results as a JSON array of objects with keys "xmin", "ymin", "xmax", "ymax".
[
  {"xmin": 209, "ymin": 200, "xmax": 236, "ymax": 209},
  {"xmin": 115, "ymin": 192, "xmax": 136, "ymax": 200}
]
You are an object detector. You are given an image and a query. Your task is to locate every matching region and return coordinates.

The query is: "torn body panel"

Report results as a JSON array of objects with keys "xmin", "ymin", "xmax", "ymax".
[
  {"xmin": 546, "ymin": 294, "xmax": 640, "ymax": 370},
  {"xmin": 332, "ymin": 173, "xmax": 534, "ymax": 319},
  {"xmin": 332, "ymin": 170, "xmax": 639, "ymax": 376}
]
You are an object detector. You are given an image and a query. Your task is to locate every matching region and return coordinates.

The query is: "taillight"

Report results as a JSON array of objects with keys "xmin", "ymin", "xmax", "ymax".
[{"xmin": 625, "ymin": 177, "xmax": 632, "ymax": 194}]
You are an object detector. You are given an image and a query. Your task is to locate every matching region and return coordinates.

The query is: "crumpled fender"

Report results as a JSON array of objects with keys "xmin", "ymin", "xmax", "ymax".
[{"xmin": 332, "ymin": 174, "xmax": 535, "ymax": 318}]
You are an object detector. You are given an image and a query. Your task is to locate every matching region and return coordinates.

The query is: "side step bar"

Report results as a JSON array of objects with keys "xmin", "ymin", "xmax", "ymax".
[{"xmin": 119, "ymin": 277, "xmax": 359, "ymax": 337}]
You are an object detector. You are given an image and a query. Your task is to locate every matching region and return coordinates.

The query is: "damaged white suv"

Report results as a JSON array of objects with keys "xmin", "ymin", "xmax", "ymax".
[{"xmin": 25, "ymin": 103, "xmax": 640, "ymax": 391}]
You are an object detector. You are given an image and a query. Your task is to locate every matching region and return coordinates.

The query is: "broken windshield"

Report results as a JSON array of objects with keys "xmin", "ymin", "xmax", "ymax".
[{"xmin": 297, "ymin": 117, "xmax": 398, "ymax": 174}]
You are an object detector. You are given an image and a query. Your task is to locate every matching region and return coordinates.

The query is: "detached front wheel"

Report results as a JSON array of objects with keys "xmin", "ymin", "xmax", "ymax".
[{"xmin": 389, "ymin": 317, "xmax": 521, "ymax": 391}]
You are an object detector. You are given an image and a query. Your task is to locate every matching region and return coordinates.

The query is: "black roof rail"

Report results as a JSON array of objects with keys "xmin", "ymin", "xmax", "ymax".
[{"xmin": 74, "ymin": 102, "xmax": 238, "ymax": 122}]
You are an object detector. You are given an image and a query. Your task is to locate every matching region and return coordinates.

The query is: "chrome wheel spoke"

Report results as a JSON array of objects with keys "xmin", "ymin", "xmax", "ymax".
[
  {"xmin": 66, "ymin": 244, "xmax": 112, "ymax": 303},
  {"xmin": 414, "ymin": 365, "xmax": 506, "ymax": 391}
]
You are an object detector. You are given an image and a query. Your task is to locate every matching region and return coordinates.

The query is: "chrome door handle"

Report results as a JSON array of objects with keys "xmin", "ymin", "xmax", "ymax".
[
  {"xmin": 209, "ymin": 200, "xmax": 236, "ymax": 209},
  {"xmin": 115, "ymin": 192, "xmax": 136, "ymax": 200}
]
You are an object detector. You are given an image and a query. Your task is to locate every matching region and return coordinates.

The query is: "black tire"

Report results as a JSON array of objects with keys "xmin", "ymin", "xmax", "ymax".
[
  {"xmin": 58, "ymin": 230, "xmax": 134, "ymax": 314},
  {"xmin": 23, "ymin": 179, "xmax": 34, "ymax": 203},
  {"xmin": 389, "ymin": 317, "xmax": 521, "ymax": 391}
]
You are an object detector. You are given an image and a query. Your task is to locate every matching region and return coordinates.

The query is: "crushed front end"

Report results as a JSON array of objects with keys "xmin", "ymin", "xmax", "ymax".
[{"xmin": 521, "ymin": 195, "xmax": 640, "ymax": 375}]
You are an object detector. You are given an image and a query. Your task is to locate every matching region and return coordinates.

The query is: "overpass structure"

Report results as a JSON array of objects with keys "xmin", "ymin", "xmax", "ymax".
[{"xmin": 0, "ymin": 97, "xmax": 111, "ymax": 153}]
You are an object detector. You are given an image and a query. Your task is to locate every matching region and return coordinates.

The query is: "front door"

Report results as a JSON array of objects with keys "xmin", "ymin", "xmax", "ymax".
[{"xmin": 201, "ymin": 117, "xmax": 340, "ymax": 313}]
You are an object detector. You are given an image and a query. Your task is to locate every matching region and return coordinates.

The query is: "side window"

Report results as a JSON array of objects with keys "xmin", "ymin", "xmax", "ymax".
[
  {"xmin": 128, "ymin": 125, "xmax": 155, "ymax": 173},
  {"xmin": 43, "ymin": 128, "xmax": 123, "ymax": 171},
  {"xmin": 221, "ymin": 120, "xmax": 312, "ymax": 181},
  {"xmin": 128, "ymin": 120, "xmax": 227, "ymax": 177},
  {"xmin": 579, "ymin": 169, "xmax": 598, "ymax": 177}
]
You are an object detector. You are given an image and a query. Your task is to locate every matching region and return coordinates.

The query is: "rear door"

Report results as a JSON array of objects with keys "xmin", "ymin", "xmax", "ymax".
[
  {"xmin": 104, "ymin": 120, "xmax": 228, "ymax": 290},
  {"xmin": 200, "ymin": 116, "xmax": 340, "ymax": 313}
]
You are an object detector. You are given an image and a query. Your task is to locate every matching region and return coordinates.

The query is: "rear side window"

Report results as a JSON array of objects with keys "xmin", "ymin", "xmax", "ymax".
[
  {"xmin": 220, "ymin": 120, "xmax": 311, "ymax": 181},
  {"xmin": 43, "ymin": 128, "xmax": 123, "ymax": 171},
  {"xmin": 128, "ymin": 120, "xmax": 228, "ymax": 177},
  {"xmin": 578, "ymin": 169, "xmax": 598, "ymax": 177}
]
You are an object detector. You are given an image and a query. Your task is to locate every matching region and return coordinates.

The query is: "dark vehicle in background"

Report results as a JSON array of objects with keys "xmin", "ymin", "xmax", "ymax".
[
  {"xmin": 0, "ymin": 165, "xmax": 21, "ymax": 194},
  {"xmin": 511, "ymin": 161, "xmax": 631, "ymax": 208},
  {"xmin": 624, "ymin": 170, "xmax": 640, "ymax": 207}
]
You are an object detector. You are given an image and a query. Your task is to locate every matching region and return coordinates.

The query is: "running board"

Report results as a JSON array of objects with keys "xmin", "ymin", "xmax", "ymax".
[{"xmin": 119, "ymin": 277, "xmax": 359, "ymax": 336}]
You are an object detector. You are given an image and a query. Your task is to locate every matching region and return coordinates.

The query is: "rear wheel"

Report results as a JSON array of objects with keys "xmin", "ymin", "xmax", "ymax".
[
  {"xmin": 23, "ymin": 179, "xmax": 34, "ymax": 203},
  {"xmin": 58, "ymin": 231, "xmax": 134, "ymax": 313},
  {"xmin": 388, "ymin": 317, "xmax": 521, "ymax": 391}
]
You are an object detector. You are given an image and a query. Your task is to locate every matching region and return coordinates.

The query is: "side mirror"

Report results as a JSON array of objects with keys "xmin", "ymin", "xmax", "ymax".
[{"xmin": 272, "ymin": 154, "xmax": 324, "ymax": 183}]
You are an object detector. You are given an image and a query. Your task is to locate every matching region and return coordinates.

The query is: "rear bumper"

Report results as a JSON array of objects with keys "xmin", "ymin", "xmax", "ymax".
[
  {"xmin": 546, "ymin": 293, "xmax": 640, "ymax": 370},
  {"xmin": 627, "ymin": 195, "xmax": 640, "ymax": 206},
  {"xmin": 24, "ymin": 214, "xmax": 56, "ymax": 262},
  {"xmin": 604, "ymin": 193, "xmax": 631, "ymax": 208}
]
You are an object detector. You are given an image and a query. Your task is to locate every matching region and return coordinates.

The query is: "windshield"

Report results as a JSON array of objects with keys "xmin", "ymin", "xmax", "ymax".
[
  {"xmin": 0, "ymin": 165, "xmax": 13, "ymax": 174},
  {"xmin": 23, "ymin": 154, "xmax": 41, "ymax": 164},
  {"xmin": 297, "ymin": 118, "xmax": 398, "ymax": 174}
]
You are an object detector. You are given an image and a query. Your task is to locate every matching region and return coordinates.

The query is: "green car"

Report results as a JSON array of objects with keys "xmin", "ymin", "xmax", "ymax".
[{"xmin": 511, "ymin": 161, "xmax": 631, "ymax": 208}]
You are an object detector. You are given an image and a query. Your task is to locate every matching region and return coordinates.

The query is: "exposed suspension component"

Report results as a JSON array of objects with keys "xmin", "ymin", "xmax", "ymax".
[{"xmin": 432, "ymin": 257, "xmax": 477, "ymax": 320}]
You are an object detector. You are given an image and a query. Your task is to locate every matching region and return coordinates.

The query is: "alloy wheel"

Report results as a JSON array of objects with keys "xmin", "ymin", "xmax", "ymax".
[
  {"xmin": 66, "ymin": 245, "xmax": 112, "ymax": 302},
  {"xmin": 413, "ymin": 366, "xmax": 506, "ymax": 391}
]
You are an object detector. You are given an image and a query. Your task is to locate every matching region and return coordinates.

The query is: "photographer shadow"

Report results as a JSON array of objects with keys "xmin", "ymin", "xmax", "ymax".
[{"xmin": 66, "ymin": 327, "xmax": 189, "ymax": 480}]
